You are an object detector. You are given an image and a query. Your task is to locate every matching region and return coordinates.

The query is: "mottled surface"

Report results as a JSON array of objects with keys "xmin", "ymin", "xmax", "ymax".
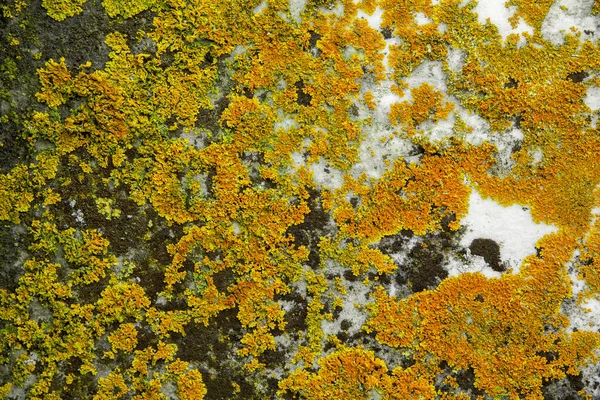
[{"xmin": 2, "ymin": 0, "xmax": 600, "ymax": 398}]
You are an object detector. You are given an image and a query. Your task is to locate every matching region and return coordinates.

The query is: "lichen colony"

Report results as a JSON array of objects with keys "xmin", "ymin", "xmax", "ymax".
[{"xmin": 2, "ymin": 0, "xmax": 600, "ymax": 398}]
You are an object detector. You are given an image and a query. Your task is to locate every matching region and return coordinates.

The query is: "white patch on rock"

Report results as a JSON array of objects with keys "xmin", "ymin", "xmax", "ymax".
[
  {"xmin": 563, "ymin": 248, "xmax": 600, "ymax": 336},
  {"xmin": 350, "ymin": 79, "xmax": 414, "ymax": 181},
  {"xmin": 413, "ymin": 11, "xmax": 433, "ymax": 25},
  {"xmin": 459, "ymin": 189, "xmax": 558, "ymax": 272},
  {"xmin": 253, "ymin": 0, "xmax": 268, "ymax": 14},
  {"xmin": 274, "ymin": 113, "xmax": 297, "ymax": 132},
  {"xmin": 181, "ymin": 128, "xmax": 210, "ymax": 149},
  {"xmin": 446, "ymin": 47, "xmax": 466, "ymax": 73},
  {"xmin": 584, "ymin": 85, "xmax": 600, "ymax": 111},
  {"xmin": 357, "ymin": 7, "xmax": 384, "ymax": 31},
  {"xmin": 542, "ymin": 0, "xmax": 598, "ymax": 45},
  {"xmin": 402, "ymin": 61, "xmax": 448, "ymax": 97},
  {"xmin": 446, "ymin": 254, "xmax": 502, "ymax": 279},
  {"xmin": 309, "ymin": 158, "xmax": 344, "ymax": 190},
  {"xmin": 289, "ymin": 0, "xmax": 307, "ymax": 23},
  {"xmin": 321, "ymin": 274, "xmax": 371, "ymax": 339},
  {"xmin": 531, "ymin": 148, "xmax": 544, "ymax": 164},
  {"xmin": 473, "ymin": 0, "xmax": 534, "ymax": 44}
]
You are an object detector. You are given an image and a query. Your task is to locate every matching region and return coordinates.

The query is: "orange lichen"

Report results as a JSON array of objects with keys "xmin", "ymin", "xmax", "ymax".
[
  {"xmin": 94, "ymin": 372, "xmax": 129, "ymax": 400},
  {"xmin": 328, "ymin": 141, "xmax": 494, "ymax": 244},
  {"xmin": 280, "ymin": 346, "xmax": 436, "ymax": 399},
  {"xmin": 388, "ymin": 22, "xmax": 447, "ymax": 79},
  {"xmin": 97, "ymin": 281, "xmax": 150, "ymax": 324},
  {"xmin": 36, "ymin": 58, "xmax": 73, "ymax": 106},
  {"xmin": 175, "ymin": 368, "xmax": 207, "ymax": 400},
  {"xmin": 506, "ymin": 0, "xmax": 555, "ymax": 30},
  {"xmin": 365, "ymin": 239, "xmax": 600, "ymax": 398},
  {"xmin": 108, "ymin": 323, "xmax": 138, "ymax": 355},
  {"xmin": 578, "ymin": 217, "xmax": 600, "ymax": 301},
  {"xmin": 4, "ymin": 0, "xmax": 600, "ymax": 397},
  {"xmin": 389, "ymin": 82, "xmax": 455, "ymax": 135}
]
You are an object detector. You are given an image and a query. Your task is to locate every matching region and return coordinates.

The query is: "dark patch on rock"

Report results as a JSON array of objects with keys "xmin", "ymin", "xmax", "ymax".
[
  {"xmin": 514, "ymin": 113, "xmax": 522, "ymax": 129},
  {"xmin": 343, "ymin": 269, "xmax": 360, "ymax": 282},
  {"xmin": 409, "ymin": 144, "xmax": 425, "ymax": 157},
  {"xmin": 176, "ymin": 306, "xmax": 241, "ymax": 364},
  {"xmin": 159, "ymin": 50, "xmax": 175, "ymax": 67},
  {"xmin": 336, "ymin": 330, "xmax": 349, "ymax": 343},
  {"xmin": 381, "ymin": 26, "xmax": 393, "ymax": 39},
  {"xmin": 258, "ymin": 347, "xmax": 286, "ymax": 367},
  {"xmin": 195, "ymin": 54, "xmax": 233, "ymax": 135},
  {"xmin": 406, "ymin": 244, "xmax": 448, "ymax": 292},
  {"xmin": 455, "ymin": 368, "xmax": 486, "ymax": 397},
  {"xmin": 75, "ymin": 279, "xmax": 108, "ymax": 305},
  {"xmin": 469, "ymin": 238, "xmax": 503, "ymax": 272},
  {"xmin": 348, "ymin": 104, "xmax": 359, "ymax": 117},
  {"xmin": 286, "ymin": 188, "xmax": 329, "ymax": 269},
  {"xmin": 52, "ymin": 357, "xmax": 98, "ymax": 399},
  {"xmin": 308, "ymin": 30, "xmax": 321, "ymax": 48},
  {"xmin": 134, "ymin": 258, "xmax": 168, "ymax": 301},
  {"xmin": 149, "ymin": 226, "xmax": 177, "ymax": 265},
  {"xmin": 136, "ymin": 325, "xmax": 159, "ymax": 351},
  {"xmin": 504, "ymin": 77, "xmax": 518, "ymax": 89},
  {"xmin": 566, "ymin": 71, "xmax": 588, "ymax": 83},
  {"xmin": 276, "ymin": 291, "xmax": 308, "ymax": 335},
  {"xmin": 367, "ymin": 271, "xmax": 391, "ymax": 285},
  {"xmin": 214, "ymin": 95, "xmax": 231, "ymax": 119},
  {"xmin": 323, "ymin": 340, "xmax": 335, "ymax": 353},
  {"xmin": 241, "ymin": 86, "xmax": 254, "ymax": 98},
  {"xmin": 203, "ymin": 372, "xmax": 256, "ymax": 400},
  {"xmin": 295, "ymin": 80, "xmax": 312, "ymax": 106},
  {"xmin": 0, "ymin": 121, "xmax": 31, "ymax": 174},
  {"xmin": 340, "ymin": 319, "xmax": 353, "ymax": 331},
  {"xmin": 212, "ymin": 268, "xmax": 236, "ymax": 293},
  {"xmin": 331, "ymin": 305, "xmax": 342, "ymax": 320},
  {"xmin": 377, "ymin": 234, "xmax": 406, "ymax": 254},
  {"xmin": 0, "ymin": 223, "xmax": 26, "ymax": 291},
  {"xmin": 512, "ymin": 141, "xmax": 522, "ymax": 154},
  {"xmin": 537, "ymin": 350, "xmax": 559, "ymax": 363},
  {"xmin": 567, "ymin": 373, "xmax": 585, "ymax": 392},
  {"xmin": 536, "ymin": 246, "xmax": 544, "ymax": 258},
  {"xmin": 203, "ymin": 50, "xmax": 215, "ymax": 67},
  {"xmin": 307, "ymin": 249, "xmax": 320, "ymax": 269},
  {"xmin": 196, "ymin": 107, "xmax": 221, "ymax": 134},
  {"xmin": 385, "ymin": 222, "xmax": 461, "ymax": 293},
  {"xmin": 378, "ymin": 272, "xmax": 392, "ymax": 285},
  {"xmin": 440, "ymin": 213, "xmax": 457, "ymax": 233},
  {"xmin": 205, "ymin": 165, "xmax": 217, "ymax": 200},
  {"xmin": 542, "ymin": 380, "xmax": 584, "ymax": 400}
]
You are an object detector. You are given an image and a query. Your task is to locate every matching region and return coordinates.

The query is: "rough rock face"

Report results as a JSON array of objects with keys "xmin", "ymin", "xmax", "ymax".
[{"xmin": 2, "ymin": 0, "xmax": 600, "ymax": 398}]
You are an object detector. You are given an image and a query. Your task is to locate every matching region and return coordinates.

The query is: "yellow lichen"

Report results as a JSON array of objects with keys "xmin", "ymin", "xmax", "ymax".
[
  {"xmin": 41, "ymin": 0, "xmax": 86, "ymax": 21},
  {"xmin": 3, "ymin": 0, "xmax": 600, "ymax": 397}
]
